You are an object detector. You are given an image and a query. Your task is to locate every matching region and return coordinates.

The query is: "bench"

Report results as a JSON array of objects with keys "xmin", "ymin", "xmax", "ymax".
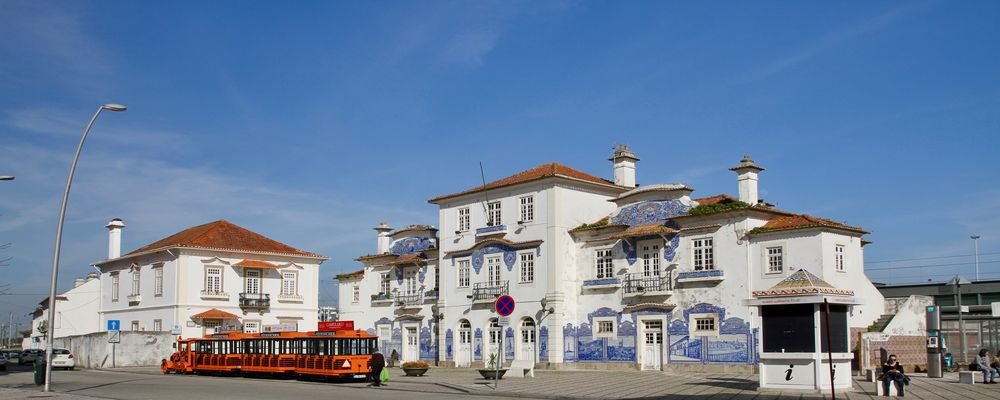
[
  {"xmin": 506, "ymin": 359, "xmax": 535, "ymax": 378},
  {"xmin": 875, "ymin": 379, "xmax": 903, "ymax": 396},
  {"xmin": 960, "ymin": 371, "xmax": 977, "ymax": 384}
]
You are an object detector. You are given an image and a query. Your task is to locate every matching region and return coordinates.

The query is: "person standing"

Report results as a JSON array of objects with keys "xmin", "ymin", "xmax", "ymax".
[
  {"xmin": 369, "ymin": 349, "xmax": 386, "ymax": 387},
  {"xmin": 977, "ymin": 349, "xmax": 997, "ymax": 384},
  {"xmin": 881, "ymin": 354, "xmax": 906, "ymax": 396}
]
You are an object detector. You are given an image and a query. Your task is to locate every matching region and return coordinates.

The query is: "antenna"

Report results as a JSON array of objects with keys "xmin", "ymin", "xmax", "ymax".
[{"xmin": 479, "ymin": 162, "xmax": 492, "ymax": 225}]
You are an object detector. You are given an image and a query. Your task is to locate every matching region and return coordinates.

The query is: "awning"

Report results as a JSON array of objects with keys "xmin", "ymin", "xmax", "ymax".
[
  {"xmin": 191, "ymin": 308, "xmax": 240, "ymax": 320},
  {"xmin": 233, "ymin": 259, "xmax": 280, "ymax": 269}
]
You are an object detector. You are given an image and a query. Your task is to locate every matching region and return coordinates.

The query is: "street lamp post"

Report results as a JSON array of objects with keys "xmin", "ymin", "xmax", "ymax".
[
  {"xmin": 971, "ymin": 236, "xmax": 981, "ymax": 281},
  {"xmin": 44, "ymin": 104, "xmax": 126, "ymax": 392},
  {"xmin": 951, "ymin": 275, "xmax": 971, "ymax": 369}
]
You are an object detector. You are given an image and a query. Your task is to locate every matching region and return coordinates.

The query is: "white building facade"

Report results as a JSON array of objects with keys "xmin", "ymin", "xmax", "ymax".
[
  {"xmin": 24, "ymin": 273, "xmax": 101, "ymax": 349},
  {"xmin": 93, "ymin": 219, "xmax": 327, "ymax": 339},
  {"xmin": 337, "ymin": 224, "xmax": 440, "ymax": 363},
  {"xmin": 340, "ymin": 146, "xmax": 885, "ymax": 371}
]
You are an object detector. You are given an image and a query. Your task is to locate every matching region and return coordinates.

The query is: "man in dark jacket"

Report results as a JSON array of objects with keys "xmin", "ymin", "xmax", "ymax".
[{"xmin": 369, "ymin": 349, "xmax": 386, "ymax": 387}]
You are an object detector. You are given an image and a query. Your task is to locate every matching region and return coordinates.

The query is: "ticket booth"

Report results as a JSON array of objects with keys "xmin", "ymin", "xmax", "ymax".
[{"xmin": 747, "ymin": 269, "xmax": 860, "ymax": 392}]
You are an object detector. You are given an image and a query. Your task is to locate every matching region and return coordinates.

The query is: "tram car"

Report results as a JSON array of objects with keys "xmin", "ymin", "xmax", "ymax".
[{"xmin": 161, "ymin": 323, "xmax": 376, "ymax": 380}]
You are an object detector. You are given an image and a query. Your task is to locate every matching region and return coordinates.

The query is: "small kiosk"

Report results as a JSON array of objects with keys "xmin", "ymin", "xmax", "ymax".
[{"xmin": 748, "ymin": 269, "xmax": 860, "ymax": 392}]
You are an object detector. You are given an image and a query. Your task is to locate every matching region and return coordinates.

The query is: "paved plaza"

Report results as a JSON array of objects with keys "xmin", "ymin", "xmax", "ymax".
[{"xmin": 6, "ymin": 365, "xmax": 1000, "ymax": 400}]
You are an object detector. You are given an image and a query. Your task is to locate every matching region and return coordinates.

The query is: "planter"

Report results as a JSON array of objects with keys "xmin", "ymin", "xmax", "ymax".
[
  {"xmin": 401, "ymin": 367, "xmax": 428, "ymax": 377},
  {"xmin": 477, "ymin": 369, "xmax": 508, "ymax": 380}
]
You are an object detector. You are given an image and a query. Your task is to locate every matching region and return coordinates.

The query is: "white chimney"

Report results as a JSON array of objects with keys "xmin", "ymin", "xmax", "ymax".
[
  {"xmin": 374, "ymin": 221, "xmax": 393, "ymax": 254},
  {"xmin": 74, "ymin": 277, "xmax": 85, "ymax": 288},
  {"xmin": 609, "ymin": 144, "xmax": 639, "ymax": 188},
  {"xmin": 86, "ymin": 272, "xmax": 99, "ymax": 282},
  {"xmin": 105, "ymin": 218, "xmax": 126, "ymax": 259},
  {"xmin": 729, "ymin": 155, "xmax": 765, "ymax": 204}
]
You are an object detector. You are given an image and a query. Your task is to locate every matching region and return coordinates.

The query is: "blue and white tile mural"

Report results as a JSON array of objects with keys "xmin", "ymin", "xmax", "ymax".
[
  {"xmin": 419, "ymin": 326, "xmax": 436, "ymax": 359},
  {"xmin": 609, "ymin": 200, "xmax": 689, "ymax": 226},
  {"xmin": 445, "ymin": 329, "xmax": 454, "ymax": 360},
  {"xmin": 389, "ymin": 236, "xmax": 435, "ymax": 255},
  {"xmin": 505, "ymin": 327, "xmax": 515, "ymax": 360},
  {"xmin": 539, "ymin": 326, "xmax": 548, "ymax": 361},
  {"xmin": 470, "ymin": 244, "xmax": 519, "ymax": 274},
  {"xmin": 560, "ymin": 304, "xmax": 757, "ymax": 365},
  {"xmin": 474, "ymin": 328, "xmax": 483, "ymax": 361}
]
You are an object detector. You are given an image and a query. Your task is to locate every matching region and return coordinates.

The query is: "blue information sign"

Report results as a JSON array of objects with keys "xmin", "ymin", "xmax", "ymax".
[{"xmin": 108, "ymin": 320, "xmax": 120, "ymax": 331}]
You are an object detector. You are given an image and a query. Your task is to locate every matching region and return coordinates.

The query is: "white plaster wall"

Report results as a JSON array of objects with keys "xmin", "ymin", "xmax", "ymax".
[
  {"xmin": 51, "ymin": 278, "xmax": 102, "ymax": 338},
  {"xmin": 53, "ymin": 331, "xmax": 174, "ymax": 368},
  {"xmin": 882, "ymin": 295, "xmax": 933, "ymax": 336}
]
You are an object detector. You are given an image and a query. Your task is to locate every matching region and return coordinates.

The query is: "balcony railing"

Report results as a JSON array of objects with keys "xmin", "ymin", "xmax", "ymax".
[
  {"xmin": 200, "ymin": 290, "xmax": 229, "ymax": 300},
  {"xmin": 395, "ymin": 293, "xmax": 423, "ymax": 307},
  {"xmin": 127, "ymin": 294, "xmax": 142, "ymax": 303},
  {"xmin": 623, "ymin": 271, "xmax": 673, "ymax": 295},
  {"xmin": 472, "ymin": 281, "xmax": 509, "ymax": 302},
  {"xmin": 239, "ymin": 292, "xmax": 270, "ymax": 309}
]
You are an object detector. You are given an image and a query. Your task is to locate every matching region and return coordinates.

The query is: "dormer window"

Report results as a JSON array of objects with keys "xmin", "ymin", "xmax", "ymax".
[{"xmin": 487, "ymin": 201, "xmax": 502, "ymax": 226}]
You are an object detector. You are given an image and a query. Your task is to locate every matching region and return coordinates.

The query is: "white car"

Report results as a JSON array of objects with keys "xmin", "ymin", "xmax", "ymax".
[{"xmin": 51, "ymin": 349, "xmax": 74, "ymax": 370}]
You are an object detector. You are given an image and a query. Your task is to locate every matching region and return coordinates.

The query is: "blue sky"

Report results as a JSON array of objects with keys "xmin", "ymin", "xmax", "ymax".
[{"xmin": 1, "ymin": 1, "xmax": 998, "ymax": 330}]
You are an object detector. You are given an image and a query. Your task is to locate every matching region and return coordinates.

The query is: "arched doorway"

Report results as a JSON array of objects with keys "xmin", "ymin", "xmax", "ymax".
[
  {"xmin": 457, "ymin": 319, "xmax": 472, "ymax": 367},
  {"xmin": 519, "ymin": 318, "xmax": 536, "ymax": 363},
  {"xmin": 487, "ymin": 318, "xmax": 503, "ymax": 366}
]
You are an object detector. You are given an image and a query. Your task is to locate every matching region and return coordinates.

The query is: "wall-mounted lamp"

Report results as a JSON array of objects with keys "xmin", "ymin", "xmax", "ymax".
[
  {"xmin": 455, "ymin": 230, "xmax": 462, "ymax": 235},
  {"xmin": 540, "ymin": 298, "xmax": 554, "ymax": 314}
]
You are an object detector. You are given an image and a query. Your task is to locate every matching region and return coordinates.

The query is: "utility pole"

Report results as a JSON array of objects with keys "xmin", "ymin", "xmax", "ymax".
[{"xmin": 971, "ymin": 236, "xmax": 981, "ymax": 281}]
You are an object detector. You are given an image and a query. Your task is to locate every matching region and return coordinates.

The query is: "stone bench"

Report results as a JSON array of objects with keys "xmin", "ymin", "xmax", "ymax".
[
  {"xmin": 960, "ymin": 371, "xmax": 977, "ymax": 384},
  {"xmin": 506, "ymin": 359, "xmax": 535, "ymax": 378},
  {"xmin": 875, "ymin": 379, "xmax": 903, "ymax": 396}
]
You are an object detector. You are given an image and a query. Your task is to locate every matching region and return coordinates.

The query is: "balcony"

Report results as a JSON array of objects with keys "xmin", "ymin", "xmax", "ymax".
[
  {"xmin": 370, "ymin": 293, "xmax": 394, "ymax": 305},
  {"xmin": 127, "ymin": 294, "xmax": 142, "ymax": 303},
  {"xmin": 472, "ymin": 281, "xmax": 509, "ymax": 303},
  {"xmin": 424, "ymin": 289, "xmax": 439, "ymax": 299},
  {"xmin": 623, "ymin": 271, "xmax": 673, "ymax": 296},
  {"xmin": 239, "ymin": 292, "xmax": 270, "ymax": 310},
  {"xmin": 395, "ymin": 293, "xmax": 423, "ymax": 308},
  {"xmin": 475, "ymin": 224, "xmax": 508, "ymax": 237},
  {"xmin": 582, "ymin": 278, "xmax": 622, "ymax": 290},
  {"xmin": 675, "ymin": 269, "xmax": 725, "ymax": 283},
  {"xmin": 200, "ymin": 290, "xmax": 230, "ymax": 300}
]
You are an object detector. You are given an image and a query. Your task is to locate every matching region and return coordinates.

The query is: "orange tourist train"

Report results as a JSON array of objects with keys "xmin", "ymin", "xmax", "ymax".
[{"xmin": 161, "ymin": 321, "xmax": 376, "ymax": 380}]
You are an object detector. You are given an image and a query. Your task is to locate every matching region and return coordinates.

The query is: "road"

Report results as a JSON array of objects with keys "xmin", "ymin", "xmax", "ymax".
[{"xmin": 0, "ymin": 363, "xmax": 535, "ymax": 400}]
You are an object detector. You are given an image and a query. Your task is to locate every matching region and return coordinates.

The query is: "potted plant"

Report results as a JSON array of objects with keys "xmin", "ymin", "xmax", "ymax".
[
  {"xmin": 401, "ymin": 360, "xmax": 429, "ymax": 376},
  {"xmin": 477, "ymin": 353, "xmax": 507, "ymax": 380}
]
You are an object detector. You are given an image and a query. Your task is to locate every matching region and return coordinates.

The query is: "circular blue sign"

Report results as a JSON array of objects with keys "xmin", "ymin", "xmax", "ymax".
[{"xmin": 495, "ymin": 295, "xmax": 516, "ymax": 316}]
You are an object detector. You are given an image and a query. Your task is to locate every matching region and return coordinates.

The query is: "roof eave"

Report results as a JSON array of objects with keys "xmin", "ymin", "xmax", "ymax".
[
  {"xmin": 428, "ymin": 175, "xmax": 627, "ymax": 204},
  {"xmin": 94, "ymin": 245, "xmax": 329, "ymax": 267}
]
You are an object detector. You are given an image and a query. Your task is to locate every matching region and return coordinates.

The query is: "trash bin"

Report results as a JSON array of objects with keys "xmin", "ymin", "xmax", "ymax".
[
  {"xmin": 33, "ymin": 358, "xmax": 46, "ymax": 386},
  {"xmin": 944, "ymin": 353, "xmax": 954, "ymax": 370}
]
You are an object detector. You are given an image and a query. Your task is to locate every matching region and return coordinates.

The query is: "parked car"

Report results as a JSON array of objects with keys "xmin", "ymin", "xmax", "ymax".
[
  {"xmin": 0, "ymin": 352, "xmax": 7, "ymax": 371},
  {"xmin": 51, "ymin": 349, "xmax": 74, "ymax": 370},
  {"xmin": 19, "ymin": 349, "xmax": 44, "ymax": 365}
]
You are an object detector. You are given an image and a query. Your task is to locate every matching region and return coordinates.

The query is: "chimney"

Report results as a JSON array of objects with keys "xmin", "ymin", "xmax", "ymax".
[
  {"xmin": 729, "ymin": 155, "xmax": 765, "ymax": 205},
  {"xmin": 609, "ymin": 144, "xmax": 639, "ymax": 188},
  {"xmin": 74, "ymin": 277, "xmax": 85, "ymax": 288},
  {"xmin": 105, "ymin": 218, "xmax": 126, "ymax": 259},
  {"xmin": 86, "ymin": 272, "xmax": 99, "ymax": 282},
  {"xmin": 374, "ymin": 221, "xmax": 393, "ymax": 254}
]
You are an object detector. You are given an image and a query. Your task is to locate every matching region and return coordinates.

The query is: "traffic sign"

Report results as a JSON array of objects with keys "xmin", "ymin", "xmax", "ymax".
[
  {"xmin": 498, "ymin": 316, "xmax": 510, "ymax": 326},
  {"xmin": 495, "ymin": 295, "xmax": 515, "ymax": 317},
  {"xmin": 108, "ymin": 330, "xmax": 120, "ymax": 343},
  {"xmin": 107, "ymin": 320, "xmax": 120, "ymax": 331}
]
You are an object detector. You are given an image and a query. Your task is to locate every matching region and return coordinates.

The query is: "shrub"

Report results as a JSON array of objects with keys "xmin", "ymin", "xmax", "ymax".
[
  {"xmin": 687, "ymin": 201, "xmax": 750, "ymax": 216},
  {"xmin": 402, "ymin": 361, "xmax": 429, "ymax": 368}
]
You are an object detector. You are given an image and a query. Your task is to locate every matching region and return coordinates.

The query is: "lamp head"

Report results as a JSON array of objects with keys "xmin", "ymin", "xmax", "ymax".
[
  {"xmin": 101, "ymin": 104, "xmax": 127, "ymax": 112},
  {"xmin": 971, "ymin": 235, "xmax": 981, "ymax": 240}
]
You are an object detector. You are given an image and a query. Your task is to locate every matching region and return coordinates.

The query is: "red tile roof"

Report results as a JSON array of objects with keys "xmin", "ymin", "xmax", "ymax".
[
  {"xmin": 233, "ymin": 259, "xmax": 280, "ymax": 269},
  {"xmin": 429, "ymin": 162, "xmax": 623, "ymax": 203},
  {"xmin": 334, "ymin": 269, "xmax": 365, "ymax": 280},
  {"xmin": 693, "ymin": 194, "xmax": 739, "ymax": 206},
  {"xmin": 754, "ymin": 214, "xmax": 868, "ymax": 234},
  {"xmin": 191, "ymin": 308, "xmax": 240, "ymax": 320},
  {"xmin": 122, "ymin": 220, "xmax": 325, "ymax": 259}
]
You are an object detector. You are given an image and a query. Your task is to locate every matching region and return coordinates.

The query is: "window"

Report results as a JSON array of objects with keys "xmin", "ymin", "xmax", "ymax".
[
  {"xmin": 595, "ymin": 248, "xmax": 614, "ymax": 279},
  {"xmin": 457, "ymin": 260, "xmax": 470, "ymax": 288},
  {"xmin": 487, "ymin": 201, "xmax": 502, "ymax": 226},
  {"xmin": 380, "ymin": 272, "xmax": 391, "ymax": 294},
  {"xmin": 487, "ymin": 256, "xmax": 501, "ymax": 286},
  {"xmin": 641, "ymin": 244, "xmax": 660, "ymax": 276},
  {"xmin": 205, "ymin": 267, "xmax": 222, "ymax": 294},
  {"xmin": 281, "ymin": 272, "xmax": 297, "ymax": 296},
  {"xmin": 766, "ymin": 247, "xmax": 783, "ymax": 274},
  {"xmin": 131, "ymin": 266, "xmax": 141, "ymax": 296},
  {"xmin": 352, "ymin": 286, "xmax": 360, "ymax": 303},
  {"xmin": 519, "ymin": 196, "xmax": 534, "ymax": 223},
  {"xmin": 153, "ymin": 264, "xmax": 163, "ymax": 296},
  {"xmin": 835, "ymin": 245, "xmax": 846, "ymax": 272},
  {"xmin": 111, "ymin": 272, "xmax": 119, "ymax": 302},
  {"xmin": 458, "ymin": 207, "xmax": 471, "ymax": 232},
  {"xmin": 404, "ymin": 270, "xmax": 418, "ymax": 295},
  {"xmin": 693, "ymin": 238, "xmax": 714, "ymax": 270},
  {"xmin": 244, "ymin": 321, "xmax": 259, "ymax": 334},
  {"xmin": 520, "ymin": 253, "xmax": 534, "ymax": 283},
  {"xmin": 131, "ymin": 320, "xmax": 139, "ymax": 331},
  {"xmin": 695, "ymin": 318, "xmax": 715, "ymax": 332},
  {"xmin": 595, "ymin": 318, "xmax": 616, "ymax": 338},
  {"xmin": 153, "ymin": 319, "xmax": 162, "ymax": 331},
  {"xmin": 244, "ymin": 269, "xmax": 261, "ymax": 294}
]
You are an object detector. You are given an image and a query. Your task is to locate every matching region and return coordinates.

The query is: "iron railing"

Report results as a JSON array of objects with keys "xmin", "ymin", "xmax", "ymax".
[
  {"xmin": 395, "ymin": 293, "xmax": 423, "ymax": 307},
  {"xmin": 623, "ymin": 271, "xmax": 673, "ymax": 295},
  {"xmin": 472, "ymin": 280, "xmax": 509, "ymax": 301},
  {"xmin": 239, "ymin": 292, "xmax": 270, "ymax": 309}
]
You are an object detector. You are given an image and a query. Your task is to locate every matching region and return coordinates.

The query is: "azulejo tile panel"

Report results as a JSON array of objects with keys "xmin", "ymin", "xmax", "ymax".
[
  {"xmin": 471, "ymin": 244, "xmax": 519, "ymax": 274},
  {"xmin": 445, "ymin": 329, "xmax": 454, "ymax": 360},
  {"xmin": 539, "ymin": 326, "xmax": 549, "ymax": 361},
  {"xmin": 390, "ymin": 236, "xmax": 435, "ymax": 255},
  {"xmin": 676, "ymin": 269, "xmax": 725, "ymax": 280},
  {"xmin": 609, "ymin": 200, "xmax": 689, "ymax": 226}
]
